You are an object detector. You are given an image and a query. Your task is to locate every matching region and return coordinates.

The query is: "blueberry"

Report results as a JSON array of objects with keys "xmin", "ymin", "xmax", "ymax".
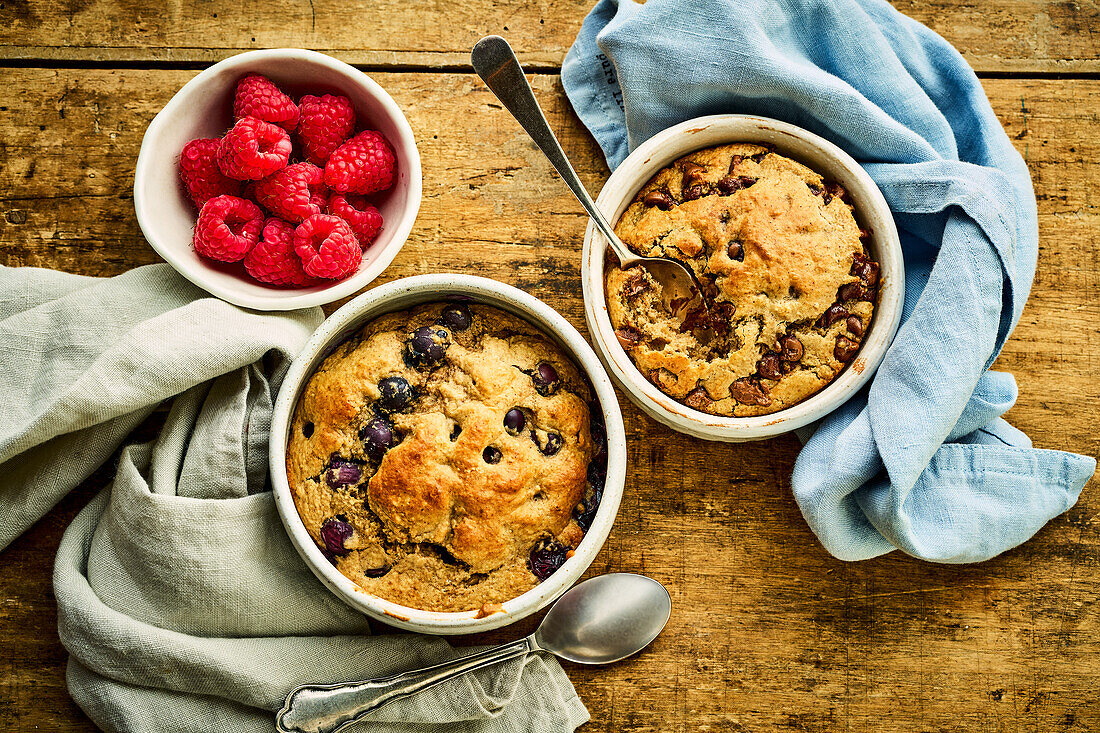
[
  {"xmin": 483, "ymin": 446, "xmax": 503, "ymax": 464},
  {"xmin": 589, "ymin": 417, "xmax": 607, "ymax": 468},
  {"xmin": 587, "ymin": 460, "xmax": 606, "ymax": 486},
  {"xmin": 376, "ymin": 376, "xmax": 414, "ymax": 413},
  {"xmin": 405, "ymin": 326, "xmax": 450, "ymax": 367},
  {"xmin": 360, "ymin": 417, "xmax": 399, "ymax": 461},
  {"xmin": 320, "ymin": 517, "xmax": 354, "ymax": 555},
  {"xmin": 438, "ymin": 303, "xmax": 472, "ymax": 331},
  {"xmin": 574, "ymin": 479, "xmax": 604, "ymax": 531},
  {"xmin": 534, "ymin": 431, "xmax": 563, "ymax": 456},
  {"xmin": 503, "ymin": 408, "xmax": 526, "ymax": 434},
  {"xmin": 529, "ymin": 541, "xmax": 569, "ymax": 581},
  {"xmin": 532, "ymin": 361, "xmax": 559, "ymax": 396},
  {"xmin": 325, "ymin": 457, "xmax": 362, "ymax": 488}
]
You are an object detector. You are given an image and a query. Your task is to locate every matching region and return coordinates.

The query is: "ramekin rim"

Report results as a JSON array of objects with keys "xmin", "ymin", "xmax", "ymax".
[
  {"xmin": 581, "ymin": 113, "xmax": 905, "ymax": 439},
  {"xmin": 269, "ymin": 273, "xmax": 626, "ymax": 632}
]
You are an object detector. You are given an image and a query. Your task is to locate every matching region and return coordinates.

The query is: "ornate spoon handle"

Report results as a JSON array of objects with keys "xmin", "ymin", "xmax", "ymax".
[{"xmin": 275, "ymin": 637, "xmax": 533, "ymax": 733}]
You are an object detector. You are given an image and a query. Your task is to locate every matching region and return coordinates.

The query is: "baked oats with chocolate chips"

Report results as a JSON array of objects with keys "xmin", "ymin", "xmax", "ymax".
[
  {"xmin": 286, "ymin": 302, "xmax": 607, "ymax": 613},
  {"xmin": 605, "ymin": 143, "xmax": 880, "ymax": 417}
]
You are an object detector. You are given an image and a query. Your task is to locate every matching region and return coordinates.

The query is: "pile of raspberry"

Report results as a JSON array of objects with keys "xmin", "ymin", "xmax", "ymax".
[{"xmin": 178, "ymin": 74, "xmax": 395, "ymax": 287}]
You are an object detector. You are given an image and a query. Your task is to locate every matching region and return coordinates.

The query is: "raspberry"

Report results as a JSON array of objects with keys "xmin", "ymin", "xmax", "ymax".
[
  {"xmin": 324, "ymin": 130, "xmax": 396, "ymax": 195},
  {"xmin": 217, "ymin": 117, "xmax": 293, "ymax": 181},
  {"xmin": 327, "ymin": 193, "xmax": 383, "ymax": 247},
  {"xmin": 244, "ymin": 218, "xmax": 318, "ymax": 287},
  {"xmin": 178, "ymin": 138, "xmax": 240, "ymax": 207},
  {"xmin": 233, "ymin": 74, "xmax": 299, "ymax": 132},
  {"xmin": 253, "ymin": 162, "xmax": 326, "ymax": 223},
  {"xmin": 298, "ymin": 94, "xmax": 355, "ymax": 166},
  {"xmin": 293, "ymin": 214, "xmax": 362, "ymax": 279},
  {"xmin": 193, "ymin": 195, "xmax": 264, "ymax": 262}
]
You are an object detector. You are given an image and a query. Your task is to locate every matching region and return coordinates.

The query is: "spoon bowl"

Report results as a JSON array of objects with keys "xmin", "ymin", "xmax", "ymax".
[
  {"xmin": 534, "ymin": 573, "xmax": 672, "ymax": 664},
  {"xmin": 276, "ymin": 574, "xmax": 671, "ymax": 733},
  {"xmin": 470, "ymin": 35, "xmax": 707, "ymax": 314}
]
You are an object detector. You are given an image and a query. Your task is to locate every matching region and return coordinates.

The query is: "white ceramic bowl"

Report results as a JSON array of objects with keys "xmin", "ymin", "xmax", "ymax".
[
  {"xmin": 269, "ymin": 274, "xmax": 626, "ymax": 634},
  {"xmin": 582, "ymin": 114, "xmax": 904, "ymax": 442},
  {"xmin": 134, "ymin": 49, "xmax": 422, "ymax": 311}
]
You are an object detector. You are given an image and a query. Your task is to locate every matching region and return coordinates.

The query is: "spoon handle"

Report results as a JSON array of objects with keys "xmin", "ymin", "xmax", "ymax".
[
  {"xmin": 276, "ymin": 637, "xmax": 533, "ymax": 733},
  {"xmin": 471, "ymin": 35, "xmax": 633, "ymax": 263}
]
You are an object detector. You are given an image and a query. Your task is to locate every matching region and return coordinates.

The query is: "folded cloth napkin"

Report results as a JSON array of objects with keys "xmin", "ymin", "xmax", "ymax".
[
  {"xmin": 0, "ymin": 264, "xmax": 588, "ymax": 733},
  {"xmin": 563, "ymin": 0, "xmax": 1095, "ymax": 562}
]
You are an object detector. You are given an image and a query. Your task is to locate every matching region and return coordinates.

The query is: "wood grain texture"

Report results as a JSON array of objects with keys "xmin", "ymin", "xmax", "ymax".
[
  {"xmin": 1, "ymin": 68, "xmax": 1098, "ymax": 732},
  {"xmin": 0, "ymin": 0, "xmax": 1098, "ymax": 72}
]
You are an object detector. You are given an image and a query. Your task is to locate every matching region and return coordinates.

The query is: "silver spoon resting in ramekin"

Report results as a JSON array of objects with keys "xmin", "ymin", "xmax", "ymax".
[
  {"xmin": 276, "ymin": 574, "xmax": 671, "ymax": 733},
  {"xmin": 471, "ymin": 34, "xmax": 706, "ymax": 315}
]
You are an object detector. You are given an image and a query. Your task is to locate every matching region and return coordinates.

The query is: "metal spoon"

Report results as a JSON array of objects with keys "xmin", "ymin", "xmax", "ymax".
[
  {"xmin": 471, "ymin": 34, "xmax": 705, "ymax": 313},
  {"xmin": 275, "ymin": 574, "xmax": 671, "ymax": 733}
]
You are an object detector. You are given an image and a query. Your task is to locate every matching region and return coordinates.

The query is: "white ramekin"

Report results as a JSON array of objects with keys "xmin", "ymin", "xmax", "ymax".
[
  {"xmin": 269, "ymin": 274, "xmax": 626, "ymax": 634},
  {"xmin": 582, "ymin": 114, "xmax": 904, "ymax": 442},
  {"xmin": 134, "ymin": 49, "xmax": 422, "ymax": 311}
]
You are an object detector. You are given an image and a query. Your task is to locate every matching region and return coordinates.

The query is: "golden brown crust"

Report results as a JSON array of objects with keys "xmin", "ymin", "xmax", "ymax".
[
  {"xmin": 605, "ymin": 143, "xmax": 879, "ymax": 417},
  {"xmin": 286, "ymin": 303, "xmax": 596, "ymax": 612}
]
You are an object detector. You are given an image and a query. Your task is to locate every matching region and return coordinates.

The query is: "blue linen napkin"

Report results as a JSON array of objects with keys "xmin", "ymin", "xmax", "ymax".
[{"xmin": 562, "ymin": 0, "xmax": 1095, "ymax": 562}]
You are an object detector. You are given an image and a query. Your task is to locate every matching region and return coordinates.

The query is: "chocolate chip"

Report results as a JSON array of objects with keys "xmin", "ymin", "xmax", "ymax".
[
  {"xmin": 622, "ymin": 272, "xmax": 648, "ymax": 299},
  {"xmin": 750, "ymin": 150, "xmax": 770, "ymax": 163},
  {"xmin": 858, "ymin": 228, "xmax": 873, "ymax": 242},
  {"xmin": 834, "ymin": 336, "xmax": 860, "ymax": 362},
  {"xmin": 846, "ymin": 315, "xmax": 864, "ymax": 338},
  {"xmin": 717, "ymin": 175, "xmax": 757, "ymax": 194},
  {"xmin": 779, "ymin": 335, "xmax": 804, "ymax": 362},
  {"xmin": 680, "ymin": 161, "xmax": 706, "ymax": 188},
  {"xmin": 818, "ymin": 303, "xmax": 849, "ymax": 328},
  {"xmin": 727, "ymin": 154, "xmax": 744, "ymax": 172},
  {"xmin": 643, "ymin": 191, "xmax": 674, "ymax": 210},
  {"xmin": 683, "ymin": 183, "xmax": 707, "ymax": 201},
  {"xmin": 615, "ymin": 327, "xmax": 642, "ymax": 349},
  {"xmin": 838, "ymin": 282, "xmax": 868, "ymax": 302},
  {"xmin": 729, "ymin": 378, "xmax": 771, "ymax": 406},
  {"xmin": 302, "ymin": 421, "xmax": 314, "ymax": 438},
  {"xmin": 757, "ymin": 352, "xmax": 784, "ymax": 381},
  {"xmin": 449, "ymin": 423, "xmax": 462, "ymax": 441},
  {"xmin": 852, "ymin": 254, "xmax": 880, "ymax": 288},
  {"xmin": 822, "ymin": 181, "xmax": 847, "ymax": 205},
  {"xmin": 808, "ymin": 181, "xmax": 824, "ymax": 195},
  {"xmin": 727, "ymin": 240, "xmax": 744, "ymax": 261},
  {"xmin": 684, "ymin": 386, "xmax": 713, "ymax": 412}
]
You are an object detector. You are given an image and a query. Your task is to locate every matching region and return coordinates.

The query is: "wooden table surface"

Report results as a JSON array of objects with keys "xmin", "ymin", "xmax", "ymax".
[{"xmin": 1, "ymin": 1, "xmax": 1098, "ymax": 731}]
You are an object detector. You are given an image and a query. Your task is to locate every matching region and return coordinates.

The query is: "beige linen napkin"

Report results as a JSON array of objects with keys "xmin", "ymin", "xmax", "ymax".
[{"xmin": 1, "ymin": 264, "xmax": 589, "ymax": 733}]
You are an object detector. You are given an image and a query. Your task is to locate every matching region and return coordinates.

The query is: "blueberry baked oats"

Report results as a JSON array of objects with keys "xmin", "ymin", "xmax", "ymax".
[
  {"xmin": 605, "ymin": 143, "xmax": 880, "ymax": 417},
  {"xmin": 286, "ymin": 302, "xmax": 607, "ymax": 613}
]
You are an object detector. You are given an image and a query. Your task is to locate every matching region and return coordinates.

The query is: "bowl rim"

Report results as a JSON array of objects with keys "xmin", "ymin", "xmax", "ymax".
[
  {"xmin": 134, "ymin": 48, "xmax": 423, "ymax": 311},
  {"xmin": 269, "ymin": 274, "xmax": 627, "ymax": 634},
  {"xmin": 581, "ymin": 113, "xmax": 905, "ymax": 441}
]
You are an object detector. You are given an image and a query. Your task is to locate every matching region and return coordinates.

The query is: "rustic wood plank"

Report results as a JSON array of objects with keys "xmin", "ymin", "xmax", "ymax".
[
  {"xmin": 0, "ymin": 0, "xmax": 1097, "ymax": 73},
  {"xmin": 1, "ymin": 69, "xmax": 1098, "ymax": 731}
]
